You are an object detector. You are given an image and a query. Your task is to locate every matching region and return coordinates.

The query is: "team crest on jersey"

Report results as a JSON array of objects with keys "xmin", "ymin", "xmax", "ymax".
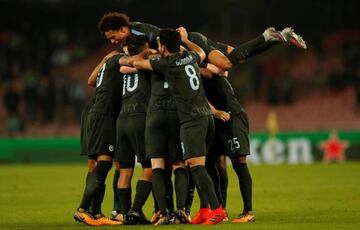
[{"xmin": 109, "ymin": 145, "xmax": 114, "ymax": 152}]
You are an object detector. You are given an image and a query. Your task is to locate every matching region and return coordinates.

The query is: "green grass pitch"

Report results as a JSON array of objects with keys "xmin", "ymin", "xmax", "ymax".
[{"xmin": 0, "ymin": 163, "xmax": 360, "ymax": 229}]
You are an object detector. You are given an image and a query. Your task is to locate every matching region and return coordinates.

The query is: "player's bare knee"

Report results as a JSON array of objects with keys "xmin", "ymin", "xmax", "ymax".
[
  {"xmin": 118, "ymin": 168, "xmax": 133, "ymax": 188},
  {"xmin": 232, "ymin": 155, "xmax": 247, "ymax": 164},
  {"xmin": 217, "ymin": 155, "xmax": 227, "ymax": 169},
  {"xmin": 151, "ymin": 158, "xmax": 165, "ymax": 169},
  {"xmin": 186, "ymin": 156, "xmax": 206, "ymax": 168},
  {"xmin": 172, "ymin": 161, "xmax": 185, "ymax": 170},
  {"xmin": 120, "ymin": 168, "xmax": 133, "ymax": 180},
  {"xmin": 114, "ymin": 162, "xmax": 121, "ymax": 171},
  {"xmin": 97, "ymin": 154, "xmax": 112, "ymax": 161},
  {"xmin": 87, "ymin": 159, "xmax": 97, "ymax": 172},
  {"xmin": 140, "ymin": 167, "xmax": 152, "ymax": 182}
]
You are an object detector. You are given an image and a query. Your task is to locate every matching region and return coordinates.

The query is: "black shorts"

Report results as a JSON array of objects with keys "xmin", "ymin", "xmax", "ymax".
[
  {"xmin": 114, "ymin": 114, "xmax": 148, "ymax": 166},
  {"xmin": 181, "ymin": 115, "xmax": 215, "ymax": 160},
  {"xmin": 208, "ymin": 112, "xmax": 250, "ymax": 163},
  {"xmin": 188, "ymin": 32, "xmax": 215, "ymax": 56},
  {"xmin": 145, "ymin": 112, "xmax": 182, "ymax": 163},
  {"xmin": 207, "ymin": 39, "xmax": 229, "ymax": 56},
  {"xmin": 83, "ymin": 112, "xmax": 117, "ymax": 158}
]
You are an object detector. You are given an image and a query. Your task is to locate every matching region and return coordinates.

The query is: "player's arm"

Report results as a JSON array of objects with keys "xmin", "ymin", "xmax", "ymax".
[
  {"xmin": 119, "ymin": 55, "xmax": 137, "ymax": 67},
  {"xmin": 177, "ymin": 27, "xmax": 206, "ymax": 62},
  {"xmin": 208, "ymin": 100, "xmax": 231, "ymax": 122},
  {"xmin": 206, "ymin": 63, "xmax": 228, "ymax": 77},
  {"xmin": 200, "ymin": 68, "xmax": 214, "ymax": 79},
  {"xmin": 133, "ymin": 55, "xmax": 153, "ymax": 71},
  {"xmin": 199, "ymin": 62, "xmax": 228, "ymax": 79},
  {"xmin": 120, "ymin": 66, "xmax": 138, "ymax": 74},
  {"xmin": 88, "ymin": 50, "xmax": 119, "ymax": 86}
]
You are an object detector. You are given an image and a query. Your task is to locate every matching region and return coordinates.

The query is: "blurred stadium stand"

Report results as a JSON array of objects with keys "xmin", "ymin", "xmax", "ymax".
[{"xmin": 0, "ymin": 0, "xmax": 359, "ymax": 137}]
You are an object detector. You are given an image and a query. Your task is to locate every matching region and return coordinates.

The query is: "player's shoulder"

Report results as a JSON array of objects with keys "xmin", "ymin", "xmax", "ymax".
[
  {"xmin": 103, "ymin": 54, "xmax": 122, "ymax": 71},
  {"xmin": 188, "ymin": 31, "xmax": 208, "ymax": 41},
  {"xmin": 131, "ymin": 21, "xmax": 160, "ymax": 33},
  {"xmin": 107, "ymin": 53, "xmax": 124, "ymax": 65},
  {"xmin": 181, "ymin": 50, "xmax": 199, "ymax": 62},
  {"xmin": 166, "ymin": 51, "xmax": 196, "ymax": 66}
]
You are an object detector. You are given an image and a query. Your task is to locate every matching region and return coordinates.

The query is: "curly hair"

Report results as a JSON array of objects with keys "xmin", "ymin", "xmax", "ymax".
[{"xmin": 98, "ymin": 12, "xmax": 130, "ymax": 33}]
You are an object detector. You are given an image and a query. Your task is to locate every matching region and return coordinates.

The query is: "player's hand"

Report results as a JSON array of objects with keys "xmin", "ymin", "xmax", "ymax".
[
  {"xmin": 214, "ymin": 110, "xmax": 231, "ymax": 122},
  {"xmin": 104, "ymin": 50, "xmax": 120, "ymax": 61},
  {"xmin": 207, "ymin": 63, "xmax": 226, "ymax": 76},
  {"xmin": 177, "ymin": 27, "xmax": 189, "ymax": 42},
  {"xmin": 222, "ymin": 71, "xmax": 229, "ymax": 78},
  {"xmin": 148, "ymin": 48, "xmax": 158, "ymax": 54},
  {"xmin": 200, "ymin": 68, "xmax": 214, "ymax": 79}
]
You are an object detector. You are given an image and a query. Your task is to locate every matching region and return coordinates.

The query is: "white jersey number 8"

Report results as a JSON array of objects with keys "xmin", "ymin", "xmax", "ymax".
[{"xmin": 185, "ymin": 65, "xmax": 200, "ymax": 91}]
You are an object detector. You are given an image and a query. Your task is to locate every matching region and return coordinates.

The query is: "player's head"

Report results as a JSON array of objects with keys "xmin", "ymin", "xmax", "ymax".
[
  {"xmin": 127, "ymin": 35, "xmax": 149, "ymax": 56},
  {"xmin": 98, "ymin": 12, "xmax": 130, "ymax": 44},
  {"xmin": 158, "ymin": 28, "xmax": 181, "ymax": 55}
]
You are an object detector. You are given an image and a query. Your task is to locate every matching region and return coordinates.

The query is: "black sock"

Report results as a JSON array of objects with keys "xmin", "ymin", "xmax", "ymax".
[
  {"xmin": 152, "ymin": 191, "xmax": 159, "ymax": 212},
  {"xmin": 133, "ymin": 180, "xmax": 152, "ymax": 211},
  {"xmin": 232, "ymin": 162, "xmax": 252, "ymax": 212},
  {"xmin": 117, "ymin": 188, "xmax": 132, "ymax": 214},
  {"xmin": 174, "ymin": 168, "xmax": 188, "ymax": 209},
  {"xmin": 190, "ymin": 165, "xmax": 220, "ymax": 210},
  {"xmin": 84, "ymin": 172, "xmax": 93, "ymax": 211},
  {"xmin": 152, "ymin": 168, "xmax": 168, "ymax": 214},
  {"xmin": 206, "ymin": 162, "xmax": 223, "ymax": 207},
  {"xmin": 165, "ymin": 167, "xmax": 174, "ymax": 212},
  {"xmin": 79, "ymin": 161, "xmax": 112, "ymax": 210},
  {"xmin": 217, "ymin": 165, "xmax": 228, "ymax": 208},
  {"xmin": 227, "ymin": 35, "xmax": 265, "ymax": 64},
  {"xmin": 91, "ymin": 184, "xmax": 105, "ymax": 215},
  {"xmin": 250, "ymin": 41, "xmax": 277, "ymax": 57},
  {"xmin": 113, "ymin": 170, "xmax": 120, "ymax": 211},
  {"xmin": 185, "ymin": 171, "xmax": 195, "ymax": 212},
  {"xmin": 85, "ymin": 172, "xmax": 91, "ymax": 185}
]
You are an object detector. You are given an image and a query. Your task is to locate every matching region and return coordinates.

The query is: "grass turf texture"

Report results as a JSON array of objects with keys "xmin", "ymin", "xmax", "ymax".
[{"xmin": 0, "ymin": 163, "xmax": 359, "ymax": 229}]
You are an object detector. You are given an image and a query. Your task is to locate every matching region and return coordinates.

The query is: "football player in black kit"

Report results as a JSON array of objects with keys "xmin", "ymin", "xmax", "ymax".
[
  {"xmin": 74, "ymin": 52, "xmax": 124, "ymax": 226},
  {"xmin": 122, "ymin": 28, "xmax": 227, "ymax": 225}
]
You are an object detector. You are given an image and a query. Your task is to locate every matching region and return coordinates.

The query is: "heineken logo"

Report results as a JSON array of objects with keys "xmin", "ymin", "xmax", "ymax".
[
  {"xmin": 248, "ymin": 138, "xmax": 314, "ymax": 164},
  {"xmin": 247, "ymin": 131, "xmax": 351, "ymax": 164}
]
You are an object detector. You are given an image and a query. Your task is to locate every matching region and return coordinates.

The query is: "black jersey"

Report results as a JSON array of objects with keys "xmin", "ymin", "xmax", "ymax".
[
  {"xmin": 150, "ymin": 51, "xmax": 212, "ymax": 123},
  {"xmin": 187, "ymin": 32, "xmax": 215, "ymax": 56},
  {"xmin": 90, "ymin": 55, "xmax": 123, "ymax": 118},
  {"xmin": 147, "ymin": 71, "xmax": 177, "ymax": 113},
  {"xmin": 203, "ymin": 75, "xmax": 244, "ymax": 115},
  {"xmin": 83, "ymin": 95, "xmax": 96, "ymax": 114},
  {"xmin": 130, "ymin": 22, "xmax": 161, "ymax": 49},
  {"xmin": 187, "ymin": 32, "xmax": 229, "ymax": 56},
  {"xmin": 129, "ymin": 21, "xmax": 228, "ymax": 55},
  {"xmin": 119, "ymin": 70, "xmax": 151, "ymax": 116}
]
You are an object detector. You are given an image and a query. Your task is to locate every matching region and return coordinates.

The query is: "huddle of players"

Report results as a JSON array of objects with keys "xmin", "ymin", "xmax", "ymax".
[{"xmin": 74, "ymin": 12, "xmax": 306, "ymax": 226}]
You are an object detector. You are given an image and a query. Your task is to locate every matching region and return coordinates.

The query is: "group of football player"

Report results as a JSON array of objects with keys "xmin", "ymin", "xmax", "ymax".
[{"xmin": 73, "ymin": 12, "xmax": 306, "ymax": 226}]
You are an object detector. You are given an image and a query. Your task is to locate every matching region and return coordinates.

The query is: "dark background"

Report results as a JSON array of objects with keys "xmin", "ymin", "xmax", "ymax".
[{"xmin": 0, "ymin": 0, "xmax": 359, "ymax": 136}]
